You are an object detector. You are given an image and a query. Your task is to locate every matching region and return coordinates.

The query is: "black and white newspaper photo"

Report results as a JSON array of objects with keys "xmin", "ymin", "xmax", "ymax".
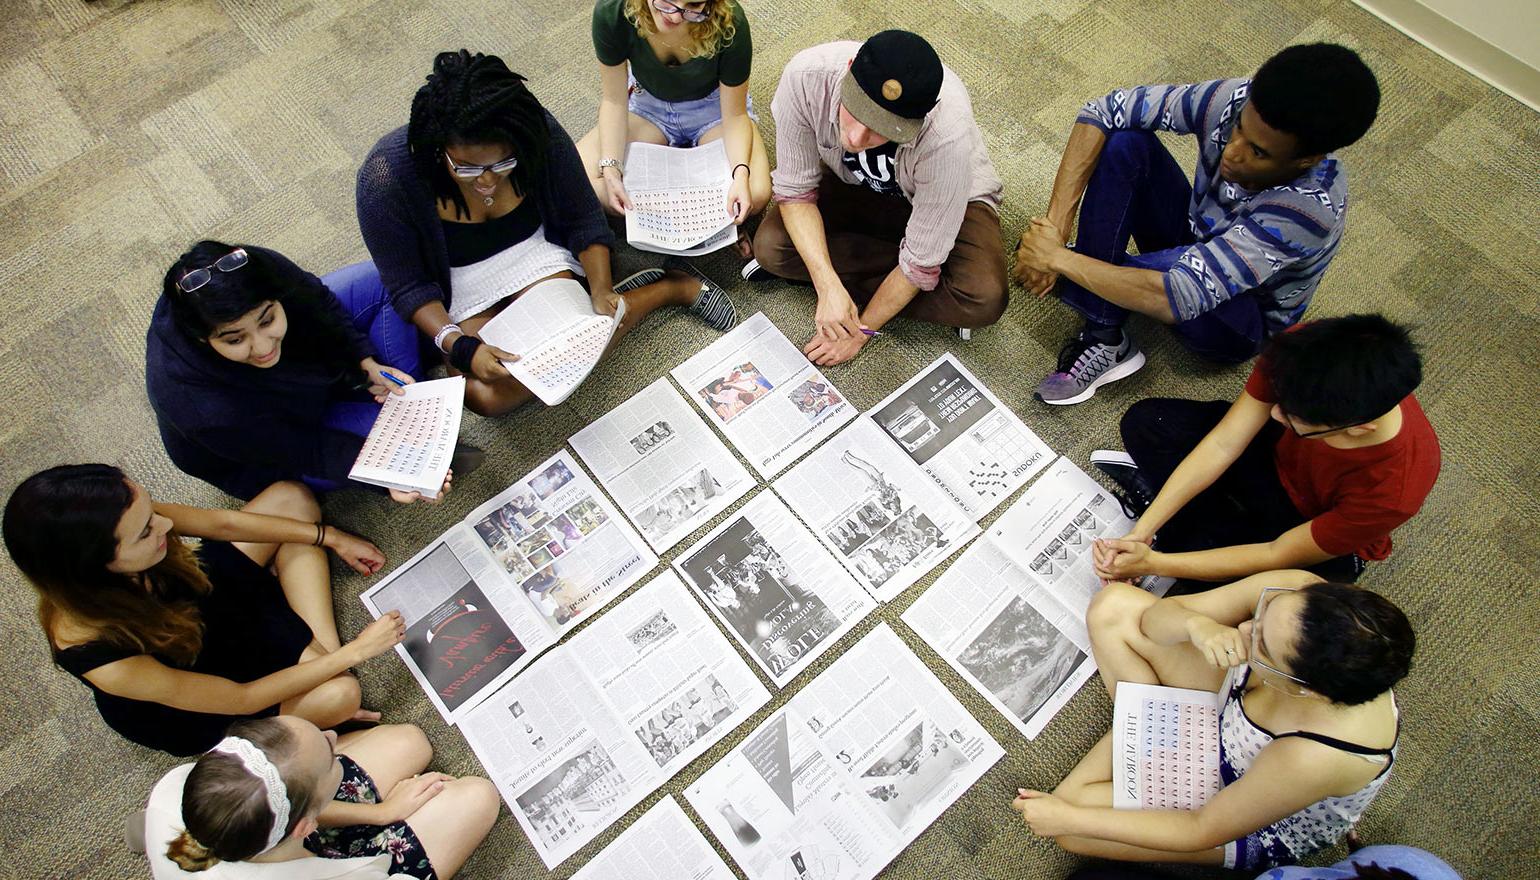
[
  {"xmin": 570, "ymin": 796, "xmax": 737, "ymax": 880},
  {"xmin": 987, "ymin": 457, "xmax": 1173, "ymax": 649},
  {"xmin": 671, "ymin": 312, "xmax": 856, "ymax": 479},
  {"xmin": 901, "ymin": 539, "xmax": 1096, "ymax": 739},
  {"xmin": 359, "ymin": 449, "xmax": 657, "ymax": 724},
  {"xmin": 569, "ymin": 377, "xmax": 754, "ymax": 553},
  {"xmin": 459, "ymin": 573, "xmax": 770, "ymax": 869},
  {"xmin": 675, "ymin": 492, "xmax": 875, "ymax": 687},
  {"xmin": 869, "ymin": 353, "xmax": 1052, "ymax": 519},
  {"xmin": 774, "ymin": 417, "xmax": 979, "ymax": 602},
  {"xmin": 684, "ymin": 624, "xmax": 1003, "ymax": 880}
]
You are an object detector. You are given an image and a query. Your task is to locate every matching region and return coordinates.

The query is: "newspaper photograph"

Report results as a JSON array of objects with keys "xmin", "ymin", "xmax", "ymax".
[
  {"xmin": 684, "ymin": 624, "xmax": 1003, "ymax": 880},
  {"xmin": 460, "ymin": 572, "xmax": 770, "ymax": 869},
  {"xmin": 571, "ymin": 796, "xmax": 737, "ymax": 880},
  {"xmin": 671, "ymin": 312, "xmax": 856, "ymax": 479},
  {"xmin": 870, "ymin": 353, "xmax": 1052, "ymax": 519},
  {"xmin": 360, "ymin": 449, "xmax": 657, "ymax": 724},
  {"xmin": 570, "ymin": 377, "xmax": 754, "ymax": 553},
  {"xmin": 901, "ymin": 539, "xmax": 1096, "ymax": 739},
  {"xmin": 774, "ymin": 417, "xmax": 979, "ymax": 602},
  {"xmin": 675, "ymin": 492, "xmax": 874, "ymax": 687},
  {"xmin": 988, "ymin": 457, "xmax": 1172, "ymax": 649}
]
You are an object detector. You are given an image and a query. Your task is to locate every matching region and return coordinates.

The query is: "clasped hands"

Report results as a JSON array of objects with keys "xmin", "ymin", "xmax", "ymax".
[
  {"xmin": 1091, "ymin": 532, "xmax": 1156, "ymax": 580},
  {"xmin": 1013, "ymin": 216, "xmax": 1069, "ymax": 296}
]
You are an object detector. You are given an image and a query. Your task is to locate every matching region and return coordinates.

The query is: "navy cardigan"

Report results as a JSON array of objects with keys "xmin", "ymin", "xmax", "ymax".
[
  {"xmin": 355, "ymin": 111, "xmax": 615, "ymax": 323},
  {"xmin": 145, "ymin": 248, "xmax": 376, "ymax": 500}
]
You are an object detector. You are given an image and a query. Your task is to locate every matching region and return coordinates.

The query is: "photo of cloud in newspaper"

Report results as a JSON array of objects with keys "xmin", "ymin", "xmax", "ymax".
[
  {"xmin": 697, "ymin": 362, "xmax": 774, "ymax": 422},
  {"xmin": 679, "ymin": 517, "xmax": 843, "ymax": 680},
  {"xmin": 393, "ymin": 546, "xmax": 527, "ymax": 714},
  {"xmin": 857, "ymin": 718, "xmax": 971, "ymax": 830},
  {"xmin": 634, "ymin": 675, "xmax": 739, "ymax": 767},
  {"xmin": 823, "ymin": 451, "xmax": 951, "ymax": 590},
  {"xmin": 957, "ymin": 596, "xmax": 1087, "ymax": 729},
  {"xmin": 632, "ymin": 467, "xmax": 726, "ymax": 543},
  {"xmin": 514, "ymin": 740, "xmax": 628, "ymax": 849},
  {"xmin": 788, "ymin": 378, "xmax": 844, "ymax": 422}
]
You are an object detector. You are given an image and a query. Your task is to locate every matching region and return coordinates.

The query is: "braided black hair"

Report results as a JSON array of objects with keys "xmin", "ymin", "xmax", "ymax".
[{"xmin": 407, "ymin": 49, "xmax": 550, "ymax": 220}]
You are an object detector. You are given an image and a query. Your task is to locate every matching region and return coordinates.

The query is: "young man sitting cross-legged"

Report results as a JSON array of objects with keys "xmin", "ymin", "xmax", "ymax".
[
  {"xmin": 1016, "ymin": 43, "xmax": 1380, "ymax": 404},
  {"xmin": 1089, "ymin": 314, "xmax": 1440, "ymax": 589}
]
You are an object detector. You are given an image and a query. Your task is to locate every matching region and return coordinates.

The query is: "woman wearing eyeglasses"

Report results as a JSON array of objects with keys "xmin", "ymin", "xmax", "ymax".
[
  {"xmin": 577, "ymin": 0, "xmax": 769, "ymax": 245},
  {"xmin": 1012, "ymin": 572, "xmax": 1414, "ymax": 871},
  {"xmin": 147, "ymin": 241, "xmax": 454, "ymax": 504},
  {"xmin": 357, "ymin": 50, "xmax": 737, "ymax": 418}
]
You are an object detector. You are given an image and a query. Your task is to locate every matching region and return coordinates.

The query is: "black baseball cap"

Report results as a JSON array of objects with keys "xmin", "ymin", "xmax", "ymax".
[{"xmin": 840, "ymin": 30, "xmax": 943, "ymax": 143}]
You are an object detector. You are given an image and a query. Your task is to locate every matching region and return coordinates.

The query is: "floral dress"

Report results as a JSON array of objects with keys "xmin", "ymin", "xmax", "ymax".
[{"xmin": 305, "ymin": 755, "xmax": 438, "ymax": 879}]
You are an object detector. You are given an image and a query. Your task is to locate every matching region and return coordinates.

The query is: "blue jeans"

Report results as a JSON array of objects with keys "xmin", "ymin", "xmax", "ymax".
[
  {"xmin": 1058, "ymin": 130, "xmax": 1265, "ymax": 364},
  {"xmin": 308, "ymin": 261, "xmax": 423, "ymax": 493}
]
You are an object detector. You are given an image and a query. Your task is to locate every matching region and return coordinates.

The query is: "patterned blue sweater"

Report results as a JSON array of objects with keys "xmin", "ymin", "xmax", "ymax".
[{"xmin": 1078, "ymin": 78, "xmax": 1348, "ymax": 333}]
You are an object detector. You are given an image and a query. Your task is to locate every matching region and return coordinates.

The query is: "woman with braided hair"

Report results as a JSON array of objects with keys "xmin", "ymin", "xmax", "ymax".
[
  {"xmin": 144, "ymin": 717, "xmax": 498, "ymax": 878},
  {"xmin": 357, "ymin": 49, "xmax": 738, "ymax": 417}
]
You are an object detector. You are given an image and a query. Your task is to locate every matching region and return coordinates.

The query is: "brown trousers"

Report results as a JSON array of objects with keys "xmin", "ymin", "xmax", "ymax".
[{"xmin": 752, "ymin": 174, "xmax": 1008, "ymax": 329}]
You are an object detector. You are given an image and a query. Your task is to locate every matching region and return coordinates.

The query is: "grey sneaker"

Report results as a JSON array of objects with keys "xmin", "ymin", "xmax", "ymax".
[
  {"xmin": 1089, "ymin": 450, "xmax": 1155, "ymax": 517},
  {"xmin": 664, "ymin": 257, "xmax": 738, "ymax": 331},
  {"xmin": 1035, "ymin": 331, "xmax": 1145, "ymax": 405}
]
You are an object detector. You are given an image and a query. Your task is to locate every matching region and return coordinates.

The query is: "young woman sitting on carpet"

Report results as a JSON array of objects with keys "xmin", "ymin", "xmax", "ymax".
[
  {"xmin": 4, "ymin": 465, "xmax": 406, "ymax": 756},
  {"xmin": 356, "ymin": 49, "xmax": 738, "ymax": 417},
  {"xmin": 148, "ymin": 241, "xmax": 452, "ymax": 504},
  {"xmin": 1011, "ymin": 570, "xmax": 1413, "ymax": 871},
  {"xmin": 145, "ymin": 717, "xmax": 498, "ymax": 879}
]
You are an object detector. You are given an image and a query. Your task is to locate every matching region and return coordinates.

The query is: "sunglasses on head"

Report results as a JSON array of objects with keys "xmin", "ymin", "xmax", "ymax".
[{"xmin": 177, "ymin": 248, "xmax": 249, "ymax": 293}]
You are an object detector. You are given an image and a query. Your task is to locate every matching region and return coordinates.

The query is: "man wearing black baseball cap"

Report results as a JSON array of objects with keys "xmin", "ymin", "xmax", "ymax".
[{"xmin": 750, "ymin": 31, "xmax": 1006, "ymax": 366}]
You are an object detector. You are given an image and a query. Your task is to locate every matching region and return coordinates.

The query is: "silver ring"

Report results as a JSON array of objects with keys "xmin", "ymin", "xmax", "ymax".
[{"xmin": 1226, "ymin": 649, "xmax": 1236, "ymax": 655}]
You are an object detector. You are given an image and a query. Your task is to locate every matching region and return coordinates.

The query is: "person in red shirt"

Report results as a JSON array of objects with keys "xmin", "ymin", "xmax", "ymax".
[{"xmin": 1088, "ymin": 314, "xmax": 1440, "ymax": 588}]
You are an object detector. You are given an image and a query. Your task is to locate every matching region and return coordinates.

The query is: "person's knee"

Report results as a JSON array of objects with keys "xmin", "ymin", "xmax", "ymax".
[
  {"xmin": 1119, "ymin": 397, "xmax": 1170, "ymax": 449},
  {"xmin": 949, "ymin": 281, "xmax": 1008, "ymax": 329},
  {"xmin": 1100, "ymin": 129, "xmax": 1160, "ymax": 172},
  {"xmin": 259, "ymin": 480, "xmax": 322, "ymax": 521},
  {"xmin": 307, "ymin": 674, "xmax": 362, "ymax": 725},
  {"xmin": 449, "ymin": 777, "xmax": 501, "ymax": 830},
  {"xmin": 1087, "ymin": 582, "xmax": 1154, "ymax": 646},
  {"xmin": 378, "ymin": 723, "xmax": 433, "ymax": 769},
  {"xmin": 751, "ymin": 209, "xmax": 797, "ymax": 270}
]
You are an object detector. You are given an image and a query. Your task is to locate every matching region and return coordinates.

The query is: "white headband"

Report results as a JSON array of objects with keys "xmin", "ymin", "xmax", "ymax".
[{"xmin": 210, "ymin": 735, "xmax": 292, "ymax": 853}]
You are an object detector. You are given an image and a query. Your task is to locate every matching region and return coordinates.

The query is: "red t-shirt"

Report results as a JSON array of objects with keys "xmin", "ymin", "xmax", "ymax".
[{"xmin": 1245, "ymin": 363, "xmax": 1441, "ymax": 560}]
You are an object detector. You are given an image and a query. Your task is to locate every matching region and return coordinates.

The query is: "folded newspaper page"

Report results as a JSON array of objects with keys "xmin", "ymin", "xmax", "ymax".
[
  {"xmin": 460, "ymin": 573, "xmax": 771, "ymax": 869},
  {"xmin": 359, "ymin": 449, "xmax": 656, "ymax": 723},
  {"xmin": 674, "ymin": 491, "xmax": 876, "ymax": 687},
  {"xmin": 684, "ymin": 624, "xmax": 1004, "ymax": 880},
  {"xmin": 901, "ymin": 539, "xmax": 1096, "ymax": 739},
  {"xmin": 478, "ymin": 277, "xmax": 625, "ymax": 405},
  {"xmin": 671, "ymin": 312, "xmax": 856, "ymax": 479},
  {"xmin": 570, "ymin": 377, "xmax": 754, "ymax": 553},
  {"xmin": 774, "ymin": 417, "xmax": 979, "ymax": 602},
  {"xmin": 869, "ymin": 354, "xmax": 1052, "ymax": 519},
  {"xmin": 1112, "ymin": 673, "xmax": 1232, "ymax": 811},
  {"xmin": 348, "ymin": 375, "xmax": 465, "ymax": 497},
  {"xmin": 571, "ymin": 796, "xmax": 737, "ymax": 880},
  {"xmin": 624, "ymin": 140, "xmax": 735, "ymax": 255}
]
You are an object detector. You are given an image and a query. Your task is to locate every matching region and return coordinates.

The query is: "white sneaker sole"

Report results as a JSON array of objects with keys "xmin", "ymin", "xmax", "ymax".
[
  {"xmin": 1089, "ymin": 449, "xmax": 1136, "ymax": 467},
  {"xmin": 1040, "ymin": 349, "xmax": 1147, "ymax": 406}
]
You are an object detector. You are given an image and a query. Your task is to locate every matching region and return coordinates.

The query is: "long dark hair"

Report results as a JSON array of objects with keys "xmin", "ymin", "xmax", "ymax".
[
  {"xmin": 3, "ymin": 464, "xmax": 211, "ymax": 664},
  {"xmin": 407, "ymin": 49, "xmax": 550, "ymax": 220},
  {"xmin": 162, "ymin": 241, "xmax": 363, "ymax": 383}
]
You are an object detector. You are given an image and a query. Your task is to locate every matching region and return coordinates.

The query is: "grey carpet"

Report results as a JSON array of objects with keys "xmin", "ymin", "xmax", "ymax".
[{"xmin": 1, "ymin": 1, "xmax": 1538, "ymax": 878}]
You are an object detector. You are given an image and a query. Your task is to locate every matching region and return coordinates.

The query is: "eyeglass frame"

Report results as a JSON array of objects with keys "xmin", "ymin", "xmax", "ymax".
[
  {"xmin": 652, "ymin": 0, "xmax": 711, "ymax": 22},
  {"xmin": 1281, "ymin": 409, "xmax": 1371, "ymax": 439},
  {"xmin": 443, "ymin": 151, "xmax": 519, "ymax": 179},
  {"xmin": 1249, "ymin": 587, "xmax": 1313, "ymax": 692},
  {"xmin": 177, "ymin": 248, "xmax": 250, "ymax": 293}
]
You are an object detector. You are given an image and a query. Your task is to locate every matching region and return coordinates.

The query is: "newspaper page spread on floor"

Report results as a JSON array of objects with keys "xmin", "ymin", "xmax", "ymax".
[
  {"xmin": 570, "ymin": 796, "xmax": 737, "ymax": 880},
  {"xmin": 570, "ymin": 377, "xmax": 754, "ymax": 553},
  {"xmin": 460, "ymin": 573, "xmax": 771, "ymax": 869},
  {"xmin": 684, "ymin": 624, "xmax": 1003, "ymax": 880},
  {"xmin": 986, "ymin": 456, "xmax": 1172, "ymax": 650},
  {"xmin": 674, "ymin": 491, "xmax": 876, "ymax": 687},
  {"xmin": 671, "ymin": 312, "xmax": 856, "ymax": 479},
  {"xmin": 774, "ymin": 417, "xmax": 980, "ymax": 602},
  {"xmin": 868, "ymin": 353, "xmax": 1052, "ymax": 519},
  {"xmin": 359, "ymin": 449, "xmax": 656, "ymax": 723},
  {"xmin": 1112, "ymin": 673, "xmax": 1231, "ymax": 811}
]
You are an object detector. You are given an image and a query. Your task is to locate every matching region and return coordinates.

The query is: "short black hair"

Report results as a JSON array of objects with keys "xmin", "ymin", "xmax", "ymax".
[
  {"xmin": 1250, "ymin": 43, "xmax": 1380, "ymax": 156},
  {"xmin": 1265, "ymin": 314, "xmax": 1421, "ymax": 427},
  {"xmin": 1288, "ymin": 582, "xmax": 1415, "ymax": 706},
  {"xmin": 407, "ymin": 50, "xmax": 549, "ymax": 221}
]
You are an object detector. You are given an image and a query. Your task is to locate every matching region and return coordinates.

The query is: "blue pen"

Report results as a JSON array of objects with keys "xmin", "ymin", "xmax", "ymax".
[{"xmin": 382, "ymin": 373, "xmax": 408, "ymax": 388}]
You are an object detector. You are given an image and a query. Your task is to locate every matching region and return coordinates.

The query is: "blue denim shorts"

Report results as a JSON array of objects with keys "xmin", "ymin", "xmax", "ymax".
[{"xmin": 628, "ymin": 79, "xmax": 758, "ymax": 147}]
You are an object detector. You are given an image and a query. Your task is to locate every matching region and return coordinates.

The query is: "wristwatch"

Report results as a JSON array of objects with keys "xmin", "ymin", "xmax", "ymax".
[{"xmin": 598, "ymin": 158, "xmax": 623, "ymax": 177}]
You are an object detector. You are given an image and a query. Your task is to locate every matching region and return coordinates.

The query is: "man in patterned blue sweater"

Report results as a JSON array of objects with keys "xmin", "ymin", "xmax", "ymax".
[{"xmin": 1015, "ymin": 44, "xmax": 1380, "ymax": 405}]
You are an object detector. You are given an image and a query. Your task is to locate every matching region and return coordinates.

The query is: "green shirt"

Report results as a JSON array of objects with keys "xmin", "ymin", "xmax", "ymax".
[{"xmin": 591, "ymin": 0, "xmax": 752, "ymax": 103}]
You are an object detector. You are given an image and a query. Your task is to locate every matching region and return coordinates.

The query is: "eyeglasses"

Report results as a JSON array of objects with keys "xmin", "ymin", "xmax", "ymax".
[
  {"xmin": 1250, "ymin": 587, "xmax": 1312, "ymax": 694},
  {"xmin": 652, "ymin": 0, "xmax": 711, "ymax": 22},
  {"xmin": 1282, "ymin": 411, "xmax": 1369, "ymax": 439},
  {"xmin": 444, "ymin": 152, "xmax": 519, "ymax": 179},
  {"xmin": 177, "ymin": 248, "xmax": 249, "ymax": 293}
]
